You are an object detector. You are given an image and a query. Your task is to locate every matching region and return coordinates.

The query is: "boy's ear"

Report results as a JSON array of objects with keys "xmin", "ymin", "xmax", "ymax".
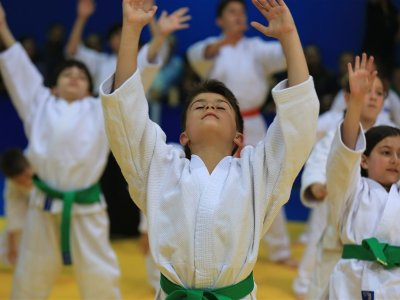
[
  {"xmin": 179, "ymin": 132, "xmax": 189, "ymax": 147},
  {"xmin": 233, "ymin": 132, "xmax": 244, "ymax": 149},
  {"xmin": 361, "ymin": 154, "xmax": 368, "ymax": 170}
]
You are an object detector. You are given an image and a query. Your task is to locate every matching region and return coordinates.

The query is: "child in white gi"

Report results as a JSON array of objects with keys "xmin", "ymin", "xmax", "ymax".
[
  {"xmin": 187, "ymin": 0, "xmax": 295, "ymax": 266},
  {"xmin": 327, "ymin": 53, "xmax": 400, "ymax": 299},
  {"xmin": 66, "ymin": 0, "xmax": 190, "ymax": 94},
  {"xmin": 294, "ymin": 61, "xmax": 394, "ymax": 300},
  {"xmin": 101, "ymin": 0, "xmax": 318, "ymax": 298},
  {"xmin": 0, "ymin": 4, "xmax": 126, "ymax": 299},
  {"xmin": 0, "ymin": 149, "xmax": 32, "ymax": 266}
]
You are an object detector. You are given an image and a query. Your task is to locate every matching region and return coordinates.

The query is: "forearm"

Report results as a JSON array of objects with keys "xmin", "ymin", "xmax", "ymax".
[
  {"xmin": 0, "ymin": 23, "xmax": 15, "ymax": 49},
  {"xmin": 279, "ymin": 30, "xmax": 308, "ymax": 87},
  {"xmin": 66, "ymin": 17, "xmax": 88, "ymax": 56},
  {"xmin": 341, "ymin": 101, "xmax": 362, "ymax": 150},
  {"xmin": 114, "ymin": 24, "xmax": 143, "ymax": 89},
  {"xmin": 146, "ymin": 34, "xmax": 166, "ymax": 63}
]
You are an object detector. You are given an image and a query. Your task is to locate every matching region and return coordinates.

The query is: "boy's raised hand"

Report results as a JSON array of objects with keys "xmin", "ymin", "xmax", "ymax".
[
  {"xmin": 77, "ymin": 0, "xmax": 95, "ymax": 19},
  {"xmin": 122, "ymin": 0, "xmax": 158, "ymax": 28},
  {"xmin": 348, "ymin": 53, "xmax": 377, "ymax": 103},
  {"xmin": 250, "ymin": 0, "xmax": 295, "ymax": 40},
  {"xmin": 156, "ymin": 7, "xmax": 191, "ymax": 37}
]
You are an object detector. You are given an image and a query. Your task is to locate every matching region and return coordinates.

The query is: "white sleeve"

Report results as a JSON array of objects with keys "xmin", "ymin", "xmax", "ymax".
[
  {"xmin": 326, "ymin": 123, "xmax": 365, "ymax": 229},
  {"xmin": 248, "ymin": 76, "xmax": 319, "ymax": 232},
  {"xmin": 186, "ymin": 37, "xmax": 219, "ymax": 79},
  {"xmin": 300, "ymin": 131, "xmax": 334, "ymax": 208},
  {"xmin": 4, "ymin": 180, "xmax": 30, "ymax": 232},
  {"xmin": 0, "ymin": 43, "xmax": 49, "ymax": 126},
  {"xmin": 100, "ymin": 70, "xmax": 180, "ymax": 211}
]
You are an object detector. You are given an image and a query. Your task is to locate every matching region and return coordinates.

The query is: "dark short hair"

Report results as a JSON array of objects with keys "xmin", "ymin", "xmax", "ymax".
[
  {"xmin": 0, "ymin": 148, "xmax": 30, "ymax": 178},
  {"xmin": 216, "ymin": 0, "xmax": 246, "ymax": 18},
  {"xmin": 361, "ymin": 125, "xmax": 400, "ymax": 177},
  {"xmin": 181, "ymin": 79, "xmax": 244, "ymax": 158},
  {"xmin": 48, "ymin": 59, "xmax": 94, "ymax": 94}
]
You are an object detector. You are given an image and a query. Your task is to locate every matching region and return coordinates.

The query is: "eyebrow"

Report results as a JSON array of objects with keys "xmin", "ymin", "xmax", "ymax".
[{"xmin": 190, "ymin": 98, "xmax": 232, "ymax": 108}]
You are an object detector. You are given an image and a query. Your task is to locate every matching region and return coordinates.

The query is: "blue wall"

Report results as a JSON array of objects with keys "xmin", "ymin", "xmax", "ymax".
[
  {"xmin": 0, "ymin": 0, "xmax": 398, "ymax": 220},
  {"xmin": 1, "ymin": 0, "xmax": 371, "ymax": 69}
]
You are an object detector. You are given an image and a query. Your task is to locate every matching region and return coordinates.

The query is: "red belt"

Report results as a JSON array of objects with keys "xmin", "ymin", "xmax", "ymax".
[{"xmin": 241, "ymin": 108, "xmax": 261, "ymax": 117}]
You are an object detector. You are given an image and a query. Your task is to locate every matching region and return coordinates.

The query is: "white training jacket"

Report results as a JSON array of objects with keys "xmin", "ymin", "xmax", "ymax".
[{"xmin": 101, "ymin": 69, "xmax": 318, "ymax": 298}]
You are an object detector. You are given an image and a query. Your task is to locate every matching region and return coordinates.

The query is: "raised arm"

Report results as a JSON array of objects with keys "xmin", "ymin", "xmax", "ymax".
[
  {"xmin": 146, "ymin": 7, "xmax": 190, "ymax": 63},
  {"xmin": 0, "ymin": 4, "xmax": 47, "ymax": 126},
  {"xmin": 0, "ymin": 3, "xmax": 16, "ymax": 48},
  {"xmin": 250, "ymin": 0, "xmax": 307, "ymax": 87},
  {"xmin": 326, "ymin": 54, "xmax": 375, "ymax": 229},
  {"xmin": 341, "ymin": 53, "xmax": 376, "ymax": 149},
  {"xmin": 114, "ymin": 0, "xmax": 157, "ymax": 89},
  {"xmin": 65, "ymin": 0, "xmax": 95, "ymax": 56}
]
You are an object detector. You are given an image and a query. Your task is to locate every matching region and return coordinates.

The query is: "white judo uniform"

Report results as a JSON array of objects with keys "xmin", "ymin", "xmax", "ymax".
[
  {"xmin": 187, "ymin": 36, "xmax": 292, "ymax": 262},
  {"xmin": 295, "ymin": 117, "xmax": 397, "ymax": 299},
  {"xmin": 327, "ymin": 125, "xmax": 400, "ymax": 299},
  {"xmin": 0, "ymin": 43, "xmax": 120, "ymax": 300},
  {"xmin": 0, "ymin": 180, "xmax": 30, "ymax": 266},
  {"xmin": 100, "ymin": 68, "xmax": 319, "ymax": 299}
]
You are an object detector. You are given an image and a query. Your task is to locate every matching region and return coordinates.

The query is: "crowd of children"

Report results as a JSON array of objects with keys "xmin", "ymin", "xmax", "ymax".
[{"xmin": 0, "ymin": 0, "xmax": 400, "ymax": 299}]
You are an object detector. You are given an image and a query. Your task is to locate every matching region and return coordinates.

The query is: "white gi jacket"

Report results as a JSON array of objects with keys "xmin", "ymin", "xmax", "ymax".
[
  {"xmin": 101, "ymin": 68, "xmax": 318, "ymax": 299},
  {"xmin": 0, "ymin": 43, "xmax": 108, "ymax": 214},
  {"xmin": 327, "ymin": 124, "xmax": 400, "ymax": 299}
]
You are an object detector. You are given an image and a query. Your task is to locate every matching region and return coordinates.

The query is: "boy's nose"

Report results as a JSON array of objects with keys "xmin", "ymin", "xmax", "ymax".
[{"xmin": 206, "ymin": 104, "xmax": 216, "ymax": 110}]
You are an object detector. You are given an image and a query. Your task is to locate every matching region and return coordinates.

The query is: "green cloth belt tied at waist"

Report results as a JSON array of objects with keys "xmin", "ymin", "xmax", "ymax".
[
  {"xmin": 342, "ymin": 237, "xmax": 400, "ymax": 269},
  {"xmin": 160, "ymin": 272, "xmax": 254, "ymax": 299},
  {"xmin": 32, "ymin": 175, "xmax": 101, "ymax": 265}
]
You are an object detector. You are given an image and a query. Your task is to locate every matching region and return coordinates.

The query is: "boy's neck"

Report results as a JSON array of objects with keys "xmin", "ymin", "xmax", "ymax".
[{"xmin": 192, "ymin": 146, "xmax": 232, "ymax": 174}]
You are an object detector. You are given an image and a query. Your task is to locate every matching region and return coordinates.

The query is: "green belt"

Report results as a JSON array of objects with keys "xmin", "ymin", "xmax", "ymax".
[
  {"xmin": 342, "ymin": 237, "xmax": 400, "ymax": 269},
  {"xmin": 32, "ymin": 175, "xmax": 101, "ymax": 265},
  {"xmin": 160, "ymin": 272, "xmax": 254, "ymax": 300}
]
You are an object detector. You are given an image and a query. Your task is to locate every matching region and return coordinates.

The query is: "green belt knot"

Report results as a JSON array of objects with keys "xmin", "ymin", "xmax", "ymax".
[
  {"xmin": 33, "ymin": 175, "xmax": 101, "ymax": 265},
  {"xmin": 161, "ymin": 272, "xmax": 254, "ymax": 300},
  {"xmin": 342, "ymin": 237, "xmax": 400, "ymax": 269}
]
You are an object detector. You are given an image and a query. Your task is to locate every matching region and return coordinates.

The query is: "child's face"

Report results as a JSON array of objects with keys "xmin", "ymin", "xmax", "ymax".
[
  {"xmin": 180, "ymin": 92, "xmax": 241, "ymax": 153},
  {"xmin": 53, "ymin": 66, "xmax": 91, "ymax": 102},
  {"xmin": 361, "ymin": 136, "xmax": 400, "ymax": 188},
  {"xmin": 360, "ymin": 77, "xmax": 385, "ymax": 123},
  {"xmin": 11, "ymin": 167, "xmax": 33, "ymax": 189},
  {"xmin": 217, "ymin": 2, "xmax": 247, "ymax": 35}
]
